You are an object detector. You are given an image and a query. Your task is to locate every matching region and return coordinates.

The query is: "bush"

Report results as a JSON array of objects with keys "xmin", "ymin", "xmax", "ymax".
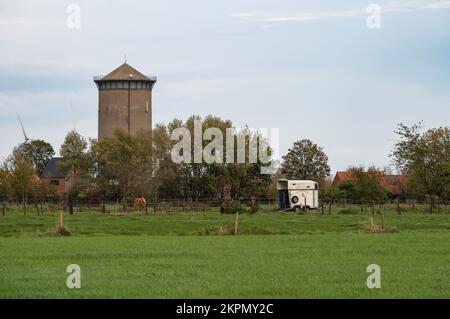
[
  {"xmin": 221, "ymin": 201, "xmax": 248, "ymax": 214},
  {"xmin": 337, "ymin": 208, "xmax": 359, "ymax": 215}
]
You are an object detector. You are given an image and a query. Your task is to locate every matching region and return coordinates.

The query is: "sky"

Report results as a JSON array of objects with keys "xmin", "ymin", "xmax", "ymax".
[{"xmin": 0, "ymin": 0, "xmax": 449, "ymax": 174}]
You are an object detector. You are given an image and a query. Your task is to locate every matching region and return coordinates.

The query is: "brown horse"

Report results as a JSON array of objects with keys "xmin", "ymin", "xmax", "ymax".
[{"xmin": 134, "ymin": 198, "xmax": 147, "ymax": 212}]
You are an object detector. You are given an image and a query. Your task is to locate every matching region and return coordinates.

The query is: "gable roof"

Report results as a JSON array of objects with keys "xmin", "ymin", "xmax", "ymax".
[
  {"xmin": 99, "ymin": 63, "xmax": 154, "ymax": 81},
  {"xmin": 380, "ymin": 175, "xmax": 408, "ymax": 195},
  {"xmin": 41, "ymin": 157, "xmax": 65, "ymax": 179},
  {"xmin": 332, "ymin": 171, "xmax": 352, "ymax": 186}
]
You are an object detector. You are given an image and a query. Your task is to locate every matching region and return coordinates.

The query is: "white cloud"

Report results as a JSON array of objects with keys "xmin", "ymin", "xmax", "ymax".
[
  {"xmin": 425, "ymin": 1, "xmax": 450, "ymax": 9},
  {"xmin": 230, "ymin": 1, "xmax": 450, "ymax": 24}
]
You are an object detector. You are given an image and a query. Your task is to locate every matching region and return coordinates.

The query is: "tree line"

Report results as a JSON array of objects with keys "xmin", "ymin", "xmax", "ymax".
[{"xmin": 0, "ymin": 116, "xmax": 448, "ymax": 213}]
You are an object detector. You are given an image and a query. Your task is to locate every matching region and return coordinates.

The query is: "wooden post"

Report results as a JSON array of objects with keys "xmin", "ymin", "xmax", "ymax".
[
  {"xmin": 371, "ymin": 201, "xmax": 375, "ymax": 219},
  {"xmin": 397, "ymin": 198, "xmax": 400, "ymax": 215},
  {"xmin": 321, "ymin": 203, "xmax": 324, "ymax": 215},
  {"xmin": 145, "ymin": 201, "xmax": 148, "ymax": 215},
  {"xmin": 2, "ymin": 202, "xmax": 5, "ymax": 216},
  {"xmin": 59, "ymin": 211, "xmax": 64, "ymax": 228},
  {"xmin": 328, "ymin": 201, "xmax": 332, "ymax": 214},
  {"xmin": 40, "ymin": 201, "xmax": 43, "ymax": 215},
  {"xmin": 234, "ymin": 212, "xmax": 239, "ymax": 235},
  {"xmin": 35, "ymin": 202, "xmax": 39, "ymax": 215},
  {"xmin": 102, "ymin": 200, "xmax": 106, "ymax": 213}
]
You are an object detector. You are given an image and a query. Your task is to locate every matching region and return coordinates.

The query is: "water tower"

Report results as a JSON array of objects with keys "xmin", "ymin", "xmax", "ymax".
[{"xmin": 94, "ymin": 63, "xmax": 157, "ymax": 140}]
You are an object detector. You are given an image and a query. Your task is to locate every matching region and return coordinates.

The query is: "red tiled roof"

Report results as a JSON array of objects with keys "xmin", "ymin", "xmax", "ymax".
[
  {"xmin": 380, "ymin": 175, "xmax": 408, "ymax": 195},
  {"xmin": 332, "ymin": 171, "xmax": 408, "ymax": 195},
  {"xmin": 332, "ymin": 171, "xmax": 352, "ymax": 186}
]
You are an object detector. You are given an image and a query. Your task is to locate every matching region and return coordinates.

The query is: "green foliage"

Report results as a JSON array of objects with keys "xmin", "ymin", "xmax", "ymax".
[
  {"xmin": 58, "ymin": 130, "xmax": 91, "ymax": 177},
  {"xmin": 391, "ymin": 123, "xmax": 450, "ymax": 206},
  {"xmin": 341, "ymin": 166, "xmax": 388, "ymax": 201},
  {"xmin": 12, "ymin": 140, "xmax": 55, "ymax": 175},
  {"xmin": 154, "ymin": 115, "xmax": 272, "ymax": 200},
  {"xmin": 319, "ymin": 180, "xmax": 340, "ymax": 201},
  {"xmin": 221, "ymin": 201, "xmax": 247, "ymax": 214},
  {"xmin": 281, "ymin": 139, "xmax": 330, "ymax": 183},
  {"xmin": 91, "ymin": 129, "xmax": 154, "ymax": 208},
  {"xmin": 0, "ymin": 161, "xmax": 12, "ymax": 198},
  {"xmin": 8, "ymin": 154, "xmax": 36, "ymax": 206}
]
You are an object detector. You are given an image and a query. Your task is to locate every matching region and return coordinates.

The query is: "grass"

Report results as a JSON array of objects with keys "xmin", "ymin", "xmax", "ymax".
[
  {"xmin": 1, "ymin": 209, "xmax": 450, "ymax": 237},
  {"xmin": 0, "ymin": 208, "xmax": 450, "ymax": 298},
  {"xmin": 1, "ymin": 234, "xmax": 450, "ymax": 298}
]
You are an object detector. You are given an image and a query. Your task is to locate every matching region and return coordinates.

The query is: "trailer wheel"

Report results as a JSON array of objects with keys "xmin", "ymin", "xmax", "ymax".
[{"xmin": 291, "ymin": 196, "xmax": 299, "ymax": 204}]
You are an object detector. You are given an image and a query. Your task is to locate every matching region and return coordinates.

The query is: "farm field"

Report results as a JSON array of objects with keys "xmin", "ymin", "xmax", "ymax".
[{"xmin": 1, "ymin": 209, "xmax": 450, "ymax": 298}]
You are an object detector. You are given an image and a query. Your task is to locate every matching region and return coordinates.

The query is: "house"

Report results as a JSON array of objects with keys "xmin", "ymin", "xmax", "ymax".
[
  {"xmin": 332, "ymin": 171, "xmax": 408, "ymax": 196},
  {"xmin": 41, "ymin": 157, "xmax": 72, "ymax": 194}
]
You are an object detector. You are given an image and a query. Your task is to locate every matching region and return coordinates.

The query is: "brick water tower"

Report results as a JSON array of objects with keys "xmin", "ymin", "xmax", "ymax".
[{"xmin": 94, "ymin": 63, "xmax": 157, "ymax": 140}]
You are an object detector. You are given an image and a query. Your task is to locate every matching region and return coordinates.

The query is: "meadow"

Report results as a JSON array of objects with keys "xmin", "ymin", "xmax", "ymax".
[{"xmin": 1, "ymin": 207, "xmax": 450, "ymax": 298}]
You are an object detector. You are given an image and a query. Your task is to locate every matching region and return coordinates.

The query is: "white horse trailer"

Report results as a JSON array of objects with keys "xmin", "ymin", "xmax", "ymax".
[{"xmin": 277, "ymin": 179, "xmax": 319, "ymax": 212}]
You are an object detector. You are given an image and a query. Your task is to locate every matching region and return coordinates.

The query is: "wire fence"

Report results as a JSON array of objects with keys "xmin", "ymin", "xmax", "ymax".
[{"xmin": 0, "ymin": 197, "xmax": 448, "ymax": 215}]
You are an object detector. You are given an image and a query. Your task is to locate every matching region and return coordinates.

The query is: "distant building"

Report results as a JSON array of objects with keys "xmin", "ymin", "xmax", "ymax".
[
  {"xmin": 331, "ymin": 171, "xmax": 408, "ymax": 196},
  {"xmin": 94, "ymin": 63, "xmax": 157, "ymax": 140},
  {"xmin": 41, "ymin": 157, "xmax": 73, "ymax": 194}
]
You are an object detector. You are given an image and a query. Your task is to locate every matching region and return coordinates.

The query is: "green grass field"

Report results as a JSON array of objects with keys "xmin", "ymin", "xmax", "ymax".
[{"xmin": 1, "ymin": 208, "xmax": 450, "ymax": 298}]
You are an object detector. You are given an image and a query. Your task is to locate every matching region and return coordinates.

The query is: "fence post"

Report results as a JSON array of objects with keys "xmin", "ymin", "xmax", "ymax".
[
  {"xmin": 321, "ymin": 202, "xmax": 324, "ymax": 215},
  {"xmin": 371, "ymin": 201, "xmax": 375, "ymax": 219},
  {"xmin": 397, "ymin": 198, "xmax": 401, "ymax": 215},
  {"xmin": 328, "ymin": 201, "xmax": 332, "ymax": 214},
  {"xmin": 2, "ymin": 202, "xmax": 5, "ymax": 216},
  {"xmin": 234, "ymin": 212, "xmax": 239, "ymax": 235}
]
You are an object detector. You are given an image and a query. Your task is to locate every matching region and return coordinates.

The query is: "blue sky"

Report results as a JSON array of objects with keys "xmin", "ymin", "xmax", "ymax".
[{"xmin": 0, "ymin": 0, "xmax": 449, "ymax": 173}]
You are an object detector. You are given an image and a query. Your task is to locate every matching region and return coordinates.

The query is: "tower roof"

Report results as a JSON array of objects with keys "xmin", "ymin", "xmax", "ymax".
[{"xmin": 98, "ymin": 63, "xmax": 155, "ymax": 81}]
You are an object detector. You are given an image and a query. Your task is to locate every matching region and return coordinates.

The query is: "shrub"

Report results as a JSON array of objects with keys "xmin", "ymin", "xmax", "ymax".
[{"xmin": 221, "ymin": 201, "xmax": 247, "ymax": 214}]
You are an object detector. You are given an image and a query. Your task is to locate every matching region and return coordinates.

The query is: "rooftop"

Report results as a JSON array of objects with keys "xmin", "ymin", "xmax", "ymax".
[
  {"xmin": 41, "ymin": 157, "xmax": 65, "ymax": 179},
  {"xmin": 94, "ymin": 63, "xmax": 157, "ymax": 82}
]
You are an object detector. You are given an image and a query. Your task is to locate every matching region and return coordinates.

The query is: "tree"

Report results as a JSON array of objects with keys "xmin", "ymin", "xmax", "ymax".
[
  {"xmin": 165, "ymin": 115, "xmax": 273, "ymax": 200},
  {"xmin": 391, "ymin": 123, "xmax": 450, "ymax": 212},
  {"xmin": 344, "ymin": 166, "xmax": 388, "ymax": 201},
  {"xmin": 9, "ymin": 154, "xmax": 36, "ymax": 214},
  {"xmin": 151, "ymin": 123, "xmax": 181, "ymax": 201},
  {"xmin": 58, "ymin": 131, "xmax": 92, "ymax": 214},
  {"xmin": 0, "ymin": 160, "xmax": 12, "ymax": 199},
  {"xmin": 12, "ymin": 140, "xmax": 55, "ymax": 175},
  {"xmin": 281, "ymin": 139, "xmax": 330, "ymax": 183},
  {"xmin": 91, "ymin": 129, "xmax": 153, "ymax": 211}
]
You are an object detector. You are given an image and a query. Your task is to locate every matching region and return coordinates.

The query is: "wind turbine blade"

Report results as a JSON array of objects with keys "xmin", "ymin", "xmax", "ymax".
[{"xmin": 16, "ymin": 112, "xmax": 29, "ymax": 142}]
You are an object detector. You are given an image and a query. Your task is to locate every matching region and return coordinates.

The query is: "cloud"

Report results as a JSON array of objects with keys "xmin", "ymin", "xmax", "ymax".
[
  {"xmin": 425, "ymin": 1, "xmax": 450, "ymax": 9},
  {"xmin": 230, "ymin": 1, "xmax": 450, "ymax": 24}
]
